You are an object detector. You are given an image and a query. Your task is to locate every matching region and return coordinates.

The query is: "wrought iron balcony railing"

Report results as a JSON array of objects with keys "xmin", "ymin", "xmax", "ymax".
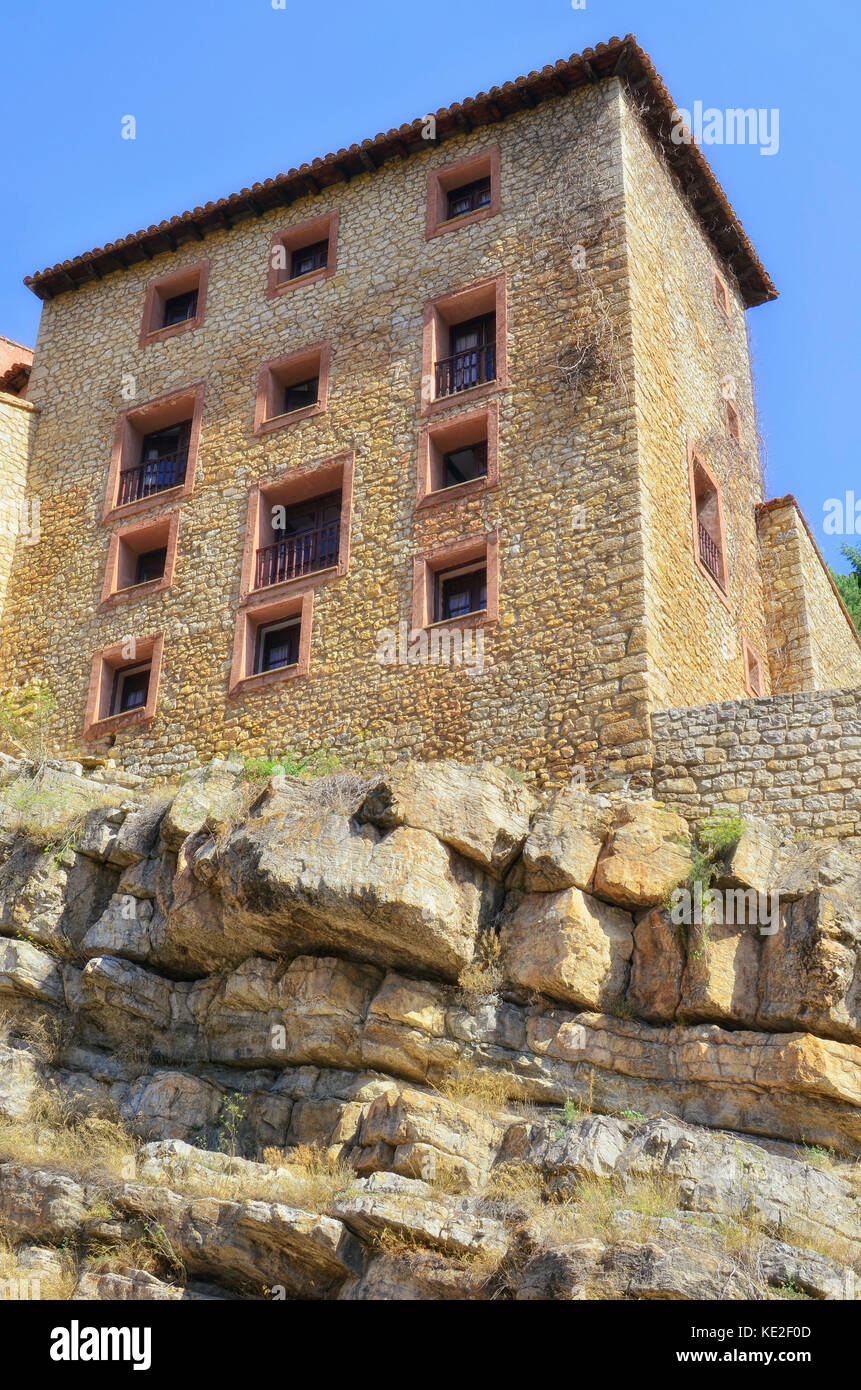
[
  {"xmin": 254, "ymin": 521, "xmax": 340, "ymax": 589},
  {"xmin": 434, "ymin": 344, "xmax": 496, "ymax": 399},
  {"xmin": 697, "ymin": 520, "xmax": 724, "ymax": 586},
  {"xmin": 117, "ymin": 451, "xmax": 188, "ymax": 507}
]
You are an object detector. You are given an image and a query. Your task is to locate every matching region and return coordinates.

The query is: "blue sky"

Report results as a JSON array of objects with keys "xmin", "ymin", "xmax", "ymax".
[{"xmin": 1, "ymin": 0, "xmax": 858, "ymax": 570}]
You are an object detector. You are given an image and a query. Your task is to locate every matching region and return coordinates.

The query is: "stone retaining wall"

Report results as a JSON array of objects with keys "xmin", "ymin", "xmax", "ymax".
[{"xmin": 651, "ymin": 687, "xmax": 861, "ymax": 836}]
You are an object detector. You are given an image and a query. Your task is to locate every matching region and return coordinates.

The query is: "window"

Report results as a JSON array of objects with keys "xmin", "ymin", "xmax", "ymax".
[
  {"xmin": 284, "ymin": 377, "xmax": 319, "ymax": 415},
  {"xmin": 426, "ymin": 147, "xmax": 500, "ymax": 239},
  {"xmin": 689, "ymin": 447, "xmax": 729, "ymax": 599},
  {"xmin": 422, "ymin": 276, "xmax": 506, "ymax": 413},
  {"xmin": 104, "ymin": 384, "xmax": 205, "ymax": 523},
  {"xmin": 229, "ymin": 590, "xmax": 314, "ymax": 695},
  {"xmin": 712, "ymin": 267, "xmax": 732, "ymax": 321},
  {"xmin": 140, "ymin": 261, "xmax": 209, "ymax": 345},
  {"xmin": 443, "ymin": 442, "xmax": 487, "ymax": 488},
  {"xmin": 239, "ymin": 453, "xmax": 354, "ymax": 601},
  {"xmin": 437, "ymin": 563, "xmax": 487, "ymax": 622},
  {"xmin": 84, "ymin": 634, "xmax": 164, "ymax": 739},
  {"xmin": 258, "ymin": 490, "xmax": 341, "ymax": 589},
  {"xmin": 437, "ymin": 313, "xmax": 496, "ymax": 397},
  {"xmin": 117, "ymin": 419, "xmax": 191, "ymax": 508},
  {"xmin": 256, "ymin": 619, "xmax": 301, "ymax": 674},
  {"xmin": 447, "ymin": 178, "xmax": 491, "ymax": 221},
  {"xmin": 112, "ymin": 663, "xmax": 151, "ymax": 715},
  {"xmin": 291, "ymin": 240, "xmax": 328, "ymax": 279},
  {"xmin": 254, "ymin": 344, "xmax": 331, "ymax": 434},
  {"xmin": 162, "ymin": 289, "xmax": 198, "ymax": 326},
  {"xmin": 743, "ymin": 638, "xmax": 765, "ymax": 696},
  {"xmin": 267, "ymin": 211, "xmax": 339, "ymax": 297},
  {"xmin": 135, "ymin": 547, "xmax": 168, "ymax": 585},
  {"xmin": 412, "ymin": 532, "xmax": 499, "ymax": 631},
  {"xmin": 416, "ymin": 402, "xmax": 499, "ymax": 507},
  {"xmin": 100, "ymin": 512, "xmax": 180, "ymax": 607},
  {"xmin": 724, "ymin": 399, "xmax": 742, "ymax": 445}
]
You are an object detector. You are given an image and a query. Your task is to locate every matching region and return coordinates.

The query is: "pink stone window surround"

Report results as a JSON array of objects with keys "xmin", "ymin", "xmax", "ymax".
[
  {"xmin": 411, "ymin": 531, "xmax": 499, "ymax": 633},
  {"xmin": 724, "ymin": 398, "xmax": 742, "ymax": 446},
  {"xmin": 253, "ymin": 343, "xmax": 331, "ymax": 435},
  {"xmin": 425, "ymin": 146, "xmax": 501, "ymax": 240},
  {"xmin": 83, "ymin": 633, "xmax": 165, "ymax": 740},
  {"xmin": 100, "ymin": 511, "xmax": 181, "ymax": 608},
  {"xmin": 139, "ymin": 260, "xmax": 210, "ymax": 347},
  {"xmin": 103, "ymin": 383, "xmax": 205, "ymax": 525},
  {"xmin": 416, "ymin": 402, "xmax": 499, "ymax": 508},
  {"xmin": 688, "ymin": 441, "xmax": 731, "ymax": 610},
  {"xmin": 742, "ymin": 637, "xmax": 765, "ymax": 696},
  {"xmin": 229, "ymin": 589, "xmax": 314, "ymax": 696},
  {"xmin": 712, "ymin": 266, "xmax": 733, "ymax": 322},
  {"xmin": 421, "ymin": 274, "xmax": 507, "ymax": 416},
  {"xmin": 266, "ymin": 211, "xmax": 339, "ymax": 298},
  {"xmin": 238, "ymin": 452, "xmax": 354, "ymax": 604}
]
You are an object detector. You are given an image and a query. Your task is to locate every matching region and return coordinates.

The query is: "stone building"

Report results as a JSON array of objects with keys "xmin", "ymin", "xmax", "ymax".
[{"xmin": 0, "ymin": 35, "xmax": 858, "ymax": 784}]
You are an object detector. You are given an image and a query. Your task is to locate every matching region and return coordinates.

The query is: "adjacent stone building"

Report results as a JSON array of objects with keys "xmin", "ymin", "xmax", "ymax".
[{"xmin": 0, "ymin": 35, "xmax": 858, "ymax": 782}]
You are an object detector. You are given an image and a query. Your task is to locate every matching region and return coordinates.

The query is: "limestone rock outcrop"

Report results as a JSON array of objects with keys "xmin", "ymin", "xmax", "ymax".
[{"xmin": 0, "ymin": 758, "xmax": 860, "ymax": 1301}]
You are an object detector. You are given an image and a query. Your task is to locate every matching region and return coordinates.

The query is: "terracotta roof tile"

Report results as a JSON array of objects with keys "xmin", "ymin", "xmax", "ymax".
[{"xmin": 24, "ymin": 35, "xmax": 776, "ymax": 306}]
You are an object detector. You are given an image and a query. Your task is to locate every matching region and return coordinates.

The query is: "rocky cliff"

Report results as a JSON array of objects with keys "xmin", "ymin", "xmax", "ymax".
[{"xmin": 0, "ymin": 755, "xmax": 858, "ymax": 1301}]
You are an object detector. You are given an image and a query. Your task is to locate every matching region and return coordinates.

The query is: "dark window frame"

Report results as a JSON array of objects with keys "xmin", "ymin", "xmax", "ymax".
[
  {"xmin": 446, "ymin": 177, "xmax": 492, "ymax": 221},
  {"xmin": 441, "ymin": 441, "xmax": 488, "ymax": 490},
  {"xmin": 255, "ymin": 617, "xmax": 302, "ymax": 675},
  {"xmin": 435, "ymin": 561, "xmax": 488, "ymax": 623},
  {"xmin": 134, "ymin": 547, "xmax": 168, "ymax": 587},
  {"xmin": 290, "ymin": 239, "xmax": 329, "ymax": 280},
  {"xmin": 111, "ymin": 662, "xmax": 152, "ymax": 716},
  {"xmin": 162, "ymin": 288, "xmax": 199, "ymax": 327},
  {"xmin": 283, "ymin": 376, "xmax": 319, "ymax": 416}
]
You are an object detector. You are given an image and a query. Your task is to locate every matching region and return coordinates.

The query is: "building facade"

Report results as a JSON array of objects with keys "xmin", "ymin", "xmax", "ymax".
[{"xmin": 0, "ymin": 37, "xmax": 858, "ymax": 784}]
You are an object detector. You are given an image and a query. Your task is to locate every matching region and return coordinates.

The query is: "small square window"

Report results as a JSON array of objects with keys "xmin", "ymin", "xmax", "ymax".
[
  {"xmin": 162, "ymin": 289, "xmax": 198, "ymax": 327},
  {"xmin": 254, "ymin": 344, "xmax": 330, "ymax": 434},
  {"xmin": 437, "ymin": 563, "xmax": 487, "ymax": 622},
  {"xmin": 112, "ymin": 663, "xmax": 151, "ymax": 715},
  {"xmin": 412, "ymin": 532, "xmax": 499, "ymax": 631},
  {"xmin": 291, "ymin": 240, "xmax": 328, "ymax": 279},
  {"xmin": 135, "ymin": 547, "xmax": 167, "ymax": 585},
  {"xmin": 256, "ymin": 619, "xmax": 301, "ymax": 674},
  {"xmin": 447, "ymin": 178, "xmax": 491, "ymax": 221},
  {"xmin": 229, "ymin": 590, "xmax": 314, "ymax": 695},
  {"xmin": 284, "ymin": 376, "xmax": 319, "ymax": 415},
  {"xmin": 426, "ymin": 148, "xmax": 500, "ymax": 239},
  {"xmin": 140, "ymin": 262, "xmax": 208, "ymax": 346},
  {"xmin": 85, "ymin": 634, "xmax": 164, "ymax": 738},
  {"xmin": 101, "ymin": 513, "xmax": 180, "ymax": 607},
  {"xmin": 268, "ymin": 212, "xmax": 339, "ymax": 297},
  {"xmin": 443, "ymin": 443, "xmax": 488, "ymax": 488},
  {"xmin": 416, "ymin": 402, "xmax": 498, "ymax": 508}
]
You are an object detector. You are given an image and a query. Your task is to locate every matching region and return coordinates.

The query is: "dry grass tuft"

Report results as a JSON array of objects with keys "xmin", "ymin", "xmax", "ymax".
[
  {"xmin": 0, "ymin": 1233, "xmax": 79, "ymax": 1300},
  {"xmin": 433, "ymin": 1062, "xmax": 519, "ymax": 1117},
  {"xmin": 0, "ymin": 1080, "xmax": 136, "ymax": 1183}
]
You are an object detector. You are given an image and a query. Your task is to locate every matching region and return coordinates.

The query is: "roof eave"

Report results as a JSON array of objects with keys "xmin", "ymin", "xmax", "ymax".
[{"xmin": 24, "ymin": 36, "xmax": 776, "ymax": 308}]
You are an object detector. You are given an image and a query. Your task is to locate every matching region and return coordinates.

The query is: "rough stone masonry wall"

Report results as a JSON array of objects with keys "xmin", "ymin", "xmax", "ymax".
[
  {"xmin": 0, "ymin": 391, "xmax": 39, "ymax": 644},
  {"xmin": 619, "ymin": 91, "xmax": 770, "ymax": 709},
  {"xmin": 757, "ymin": 496, "xmax": 861, "ymax": 693},
  {"xmin": 0, "ymin": 80, "xmax": 651, "ymax": 786},
  {"xmin": 651, "ymin": 688, "xmax": 861, "ymax": 837}
]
